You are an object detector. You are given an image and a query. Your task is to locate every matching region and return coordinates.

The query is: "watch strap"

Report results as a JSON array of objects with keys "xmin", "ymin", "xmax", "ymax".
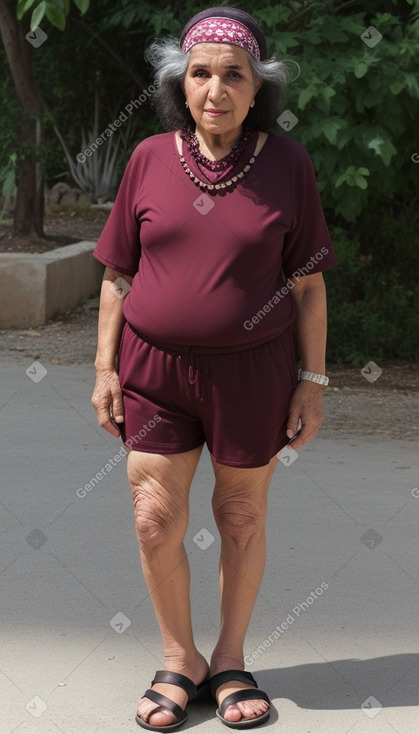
[{"xmin": 298, "ymin": 369, "xmax": 329, "ymax": 386}]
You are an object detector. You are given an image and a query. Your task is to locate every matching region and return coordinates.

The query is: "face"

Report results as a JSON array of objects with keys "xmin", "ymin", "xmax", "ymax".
[{"xmin": 182, "ymin": 43, "xmax": 262, "ymax": 137}]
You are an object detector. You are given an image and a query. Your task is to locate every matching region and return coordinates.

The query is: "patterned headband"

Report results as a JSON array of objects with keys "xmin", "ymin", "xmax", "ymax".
[{"xmin": 181, "ymin": 17, "xmax": 261, "ymax": 61}]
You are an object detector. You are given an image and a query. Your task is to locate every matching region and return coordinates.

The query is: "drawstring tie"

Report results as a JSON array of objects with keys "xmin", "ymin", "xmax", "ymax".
[{"xmin": 188, "ymin": 351, "xmax": 202, "ymax": 400}]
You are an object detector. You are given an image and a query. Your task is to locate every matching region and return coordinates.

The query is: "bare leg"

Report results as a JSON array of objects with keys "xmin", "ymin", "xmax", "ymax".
[
  {"xmin": 127, "ymin": 446, "xmax": 209, "ymax": 729},
  {"xmin": 210, "ymin": 454, "xmax": 278, "ymax": 724}
]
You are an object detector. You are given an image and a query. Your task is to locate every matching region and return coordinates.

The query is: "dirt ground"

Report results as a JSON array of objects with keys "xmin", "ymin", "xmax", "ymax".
[
  {"xmin": 0, "ymin": 206, "xmax": 110, "ymax": 253},
  {"xmin": 1, "ymin": 209, "xmax": 418, "ymax": 443}
]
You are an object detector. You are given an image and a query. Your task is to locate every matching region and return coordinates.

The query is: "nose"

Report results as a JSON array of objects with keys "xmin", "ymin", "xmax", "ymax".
[{"xmin": 207, "ymin": 75, "xmax": 226, "ymax": 102}]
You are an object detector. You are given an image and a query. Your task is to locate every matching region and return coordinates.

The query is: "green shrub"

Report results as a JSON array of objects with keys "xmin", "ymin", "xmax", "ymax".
[{"xmin": 325, "ymin": 213, "xmax": 419, "ymax": 363}]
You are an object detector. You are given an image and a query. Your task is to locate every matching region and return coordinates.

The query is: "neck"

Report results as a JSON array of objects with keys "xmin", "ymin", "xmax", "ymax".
[{"xmin": 194, "ymin": 126, "xmax": 243, "ymax": 160}]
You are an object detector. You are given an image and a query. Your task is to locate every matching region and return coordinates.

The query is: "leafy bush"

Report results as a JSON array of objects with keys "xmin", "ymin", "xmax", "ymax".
[
  {"xmin": 325, "ymin": 211, "xmax": 419, "ymax": 363},
  {"xmin": 252, "ymin": 0, "xmax": 419, "ymax": 223}
]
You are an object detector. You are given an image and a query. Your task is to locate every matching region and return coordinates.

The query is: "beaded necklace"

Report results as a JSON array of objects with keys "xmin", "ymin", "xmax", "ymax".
[{"xmin": 179, "ymin": 125, "xmax": 259, "ymax": 193}]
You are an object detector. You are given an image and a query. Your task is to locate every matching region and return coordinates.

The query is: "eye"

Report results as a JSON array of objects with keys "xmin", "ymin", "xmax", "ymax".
[
  {"xmin": 193, "ymin": 69, "xmax": 209, "ymax": 78},
  {"xmin": 228, "ymin": 71, "xmax": 242, "ymax": 78}
]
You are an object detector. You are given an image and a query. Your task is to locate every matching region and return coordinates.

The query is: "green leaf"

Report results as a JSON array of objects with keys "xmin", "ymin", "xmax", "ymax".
[
  {"xmin": 367, "ymin": 136, "xmax": 397, "ymax": 166},
  {"xmin": 319, "ymin": 117, "xmax": 345, "ymax": 145},
  {"xmin": 367, "ymin": 135, "xmax": 385, "ymax": 157},
  {"xmin": 30, "ymin": 1, "xmax": 46, "ymax": 30},
  {"xmin": 2, "ymin": 169, "xmax": 16, "ymax": 197},
  {"xmin": 16, "ymin": 0, "xmax": 36, "ymax": 20},
  {"xmin": 318, "ymin": 85, "xmax": 336, "ymax": 114},
  {"xmin": 72, "ymin": 0, "xmax": 90, "ymax": 14},
  {"xmin": 274, "ymin": 32, "xmax": 300, "ymax": 53},
  {"xmin": 354, "ymin": 62, "xmax": 369, "ymax": 79},
  {"xmin": 335, "ymin": 166, "xmax": 369, "ymax": 189},
  {"xmin": 354, "ymin": 175, "xmax": 368, "ymax": 190},
  {"xmin": 298, "ymin": 85, "xmax": 317, "ymax": 110},
  {"xmin": 45, "ymin": 3, "xmax": 66, "ymax": 30},
  {"xmin": 335, "ymin": 173, "xmax": 348, "ymax": 188},
  {"xmin": 336, "ymin": 129, "xmax": 353, "ymax": 151},
  {"xmin": 390, "ymin": 80, "xmax": 405, "ymax": 95},
  {"xmin": 323, "ymin": 27, "xmax": 349, "ymax": 43},
  {"xmin": 121, "ymin": 7, "xmax": 137, "ymax": 29},
  {"xmin": 304, "ymin": 30, "xmax": 322, "ymax": 44},
  {"xmin": 404, "ymin": 73, "xmax": 419, "ymax": 96},
  {"xmin": 335, "ymin": 195, "xmax": 361, "ymax": 222}
]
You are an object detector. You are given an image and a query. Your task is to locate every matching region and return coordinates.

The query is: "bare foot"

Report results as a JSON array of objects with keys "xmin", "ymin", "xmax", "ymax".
[
  {"xmin": 210, "ymin": 655, "xmax": 269, "ymax": 725},
  {"xmin": 215, "ymin": 679, "xmax": 270, "ymax": 724},
  {"xmin": 137, "ymin": 653, "xmax": 209, "ymax": 729}
]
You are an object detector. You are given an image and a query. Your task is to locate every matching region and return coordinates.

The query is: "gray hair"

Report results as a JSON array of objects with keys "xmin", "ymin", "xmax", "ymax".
[{"xmin": 145, "ymin": 37, "xmax": 288, "ymax": 131}]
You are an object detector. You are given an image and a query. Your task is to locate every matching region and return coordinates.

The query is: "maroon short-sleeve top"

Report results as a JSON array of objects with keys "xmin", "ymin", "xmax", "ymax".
[{"xmin": 93, "ymin": 131, "xmax": 337, "ymax": 349}]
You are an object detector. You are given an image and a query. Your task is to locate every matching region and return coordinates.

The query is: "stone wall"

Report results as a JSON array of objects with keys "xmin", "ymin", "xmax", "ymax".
[{"xmin": 0, "ymin": 241, "xmax": 103, "ymax": 328}]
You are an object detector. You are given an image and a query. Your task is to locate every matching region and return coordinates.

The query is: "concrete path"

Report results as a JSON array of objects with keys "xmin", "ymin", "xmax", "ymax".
[{"xmin": 1, "ymin": 361, "xmax": 418, "ymax": 733}]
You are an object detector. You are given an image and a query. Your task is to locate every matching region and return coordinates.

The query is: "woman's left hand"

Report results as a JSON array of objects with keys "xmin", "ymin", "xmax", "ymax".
[{"xmin": 285, "ymin": 381, "xmax": 325, "ymax": 450}]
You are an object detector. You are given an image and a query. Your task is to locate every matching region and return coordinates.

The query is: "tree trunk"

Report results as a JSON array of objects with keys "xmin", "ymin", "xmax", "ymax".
[{"xmin": 0, "ymin": 0, "xmax": 44, "ymax": 237}]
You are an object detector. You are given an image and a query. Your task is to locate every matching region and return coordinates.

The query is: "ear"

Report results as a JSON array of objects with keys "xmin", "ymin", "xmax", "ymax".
[{"xmin": 254, "ymin": 79, "xmax": 263, "ymax": 95}]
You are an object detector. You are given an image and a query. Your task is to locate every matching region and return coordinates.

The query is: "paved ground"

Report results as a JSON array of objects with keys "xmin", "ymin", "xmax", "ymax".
[
  {"xmin": 1, "ymin": 358, "xmax": 419, "ymax": 734},
  {"xmin": 1, "ymin": 298, "xmax": 418, "ymax": 442}
]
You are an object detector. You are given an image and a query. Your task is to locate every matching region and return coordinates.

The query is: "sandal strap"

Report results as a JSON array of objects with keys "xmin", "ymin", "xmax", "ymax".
[
  {"xmin": 141, "ymin": 688, "xmax": 186, "ymax": 722},
  {"xmin": 151, "ymin": 670, "xmax": 197, "ymax": 700},
  {"xmin": 210, "ymin": 669, "xmax": 258, "ymax": 698},
  {"xmin": 219, "ymin": 688, "xmax": 270, "ymax": 718}
]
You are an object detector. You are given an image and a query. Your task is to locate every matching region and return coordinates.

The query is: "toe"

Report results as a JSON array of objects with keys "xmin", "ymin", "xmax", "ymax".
[
  {"xmin": 147, "ymin": 709, "xmax": 176, "ymax": 727},
  {"xmin": 223, "ymin": 698, "xmax": 269, "ymax": 723},
  {"xmin": 223, "ymin": 704, "xmax": 243, "ymax": 722},
  {"xmin": 237, "ymin": 698, "xmax": 269, "ymax": 719},
  {"xmin": 137, "ymin": 700, "xmax": 176, "ymax": 728}
]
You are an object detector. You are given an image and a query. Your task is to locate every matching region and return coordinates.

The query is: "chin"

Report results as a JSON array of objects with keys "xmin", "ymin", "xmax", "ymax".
[{"xmin": 199, "ymin": 117, "xmax": 237, "ymax": 133}]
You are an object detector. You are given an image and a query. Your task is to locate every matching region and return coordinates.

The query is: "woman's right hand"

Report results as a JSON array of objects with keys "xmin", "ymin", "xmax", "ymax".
[{"xmin": 91, "ymin": 368, "xmax": 125, "ymax": 437}]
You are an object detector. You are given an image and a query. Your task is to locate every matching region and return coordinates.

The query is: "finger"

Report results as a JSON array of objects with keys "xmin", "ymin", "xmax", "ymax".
[
  {"xmin": 286, "ymin": 408, "xmax": 300, "ymax": 439},
  {"xmin": 96, "ymin": 403, "xmax": 121, "ymax": 437},
  {"xmin": 111, "ymin": 389, "xmax": 125, "ymax": 424},
  {"xmin": 288, "ymin": 422, "xmax": 318, "ymax": 450},
  {"xmin": 103, "ymin": 418, "xmax": 122, "ymax": 438}
]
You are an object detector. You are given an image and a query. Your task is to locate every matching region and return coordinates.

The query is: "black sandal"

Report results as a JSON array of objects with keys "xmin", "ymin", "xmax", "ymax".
[
  {"xmin": 136, "ymin": 670, "xmax": 209, "ymax": 731},
  {"xmin": 210, "ymin": 670, "xmax": 270, "ymax": 730}
]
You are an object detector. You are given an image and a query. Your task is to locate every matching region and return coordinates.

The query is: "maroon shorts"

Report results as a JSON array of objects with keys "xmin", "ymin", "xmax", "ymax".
[{"xmin": 118, "ymin": 323, "xmax": 298, "ymax": 468}]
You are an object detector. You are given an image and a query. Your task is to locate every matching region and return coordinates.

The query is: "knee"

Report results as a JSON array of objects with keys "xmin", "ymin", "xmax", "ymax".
[
  {"xmin": 213, "ymin": 498, "xmax": 266, "ymax": 551},
  {"xmin": 131, "ymin": 480, "xmax": 185, "ymax": 550}
]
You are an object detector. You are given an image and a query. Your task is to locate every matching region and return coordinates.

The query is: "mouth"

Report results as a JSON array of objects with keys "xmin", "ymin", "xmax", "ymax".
[{"xmin": 204, "ymin": 109, "xmax": 228, "ymax": 117}]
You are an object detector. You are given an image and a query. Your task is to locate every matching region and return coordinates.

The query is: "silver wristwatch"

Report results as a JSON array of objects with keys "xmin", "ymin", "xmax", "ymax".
[{"xmin": 298, "ymin": 369, "xmax": 329, "ymax": 386}]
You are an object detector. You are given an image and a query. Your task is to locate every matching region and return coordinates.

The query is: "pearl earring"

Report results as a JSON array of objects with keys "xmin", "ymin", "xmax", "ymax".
[
  {"xmin": 185, "ymin": 101, "xmax": 189, "ymax": 108},
  {"xmin": 250, "ymin": 100, "xmax": 255, "ymax": 108}
]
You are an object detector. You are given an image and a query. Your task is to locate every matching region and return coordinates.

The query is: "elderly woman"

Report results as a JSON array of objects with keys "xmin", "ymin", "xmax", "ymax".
[{"xmin": 91, "ymin": 6, "xmax": 337, "ymax": 731}]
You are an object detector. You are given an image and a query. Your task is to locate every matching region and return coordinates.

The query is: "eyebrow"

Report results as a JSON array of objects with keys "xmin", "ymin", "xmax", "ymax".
[{"xmin": 190, "ymin": 62, "xmax": 244, "ymax": 70}]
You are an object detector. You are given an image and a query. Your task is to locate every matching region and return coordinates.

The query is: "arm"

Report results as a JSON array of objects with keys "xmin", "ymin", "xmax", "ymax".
[
  {"xmin": 286, "ymin": 271, "xmax": 328, "ymax": 449},
  {"xmin": 91, "ymin": 267, "xmax": 133, "ymax": 437}
]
